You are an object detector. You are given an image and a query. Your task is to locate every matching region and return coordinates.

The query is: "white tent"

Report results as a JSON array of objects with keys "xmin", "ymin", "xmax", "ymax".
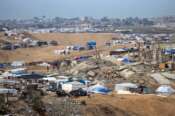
[
  {"xmin": 11, "ymin": 61, "xmax": 25, "ymax": 67},
  {"xmin": 88, "ymin": 84, "xmax": 110, "ymax": 94},
  {"xmin": 38, "ymin": 62, "xmax": 51, "ymax": 67},
  {"xmin": 42, "ymin": 77, "xmax": 57, "ymax": 82},
  {"xmin": 0, "ymin": 88, "xmax": 17, "ymax": 94},
  {"xmin": 2, "ymin": 68, "xmax": 27, "ymax": 78},
  {"xmin": 22, "ymin": 37, "xmax": 32, "ymax": 43},
  {"xmin": 156, "ymin": 85, "xmax": 175, "ymax": 95},
  {"xmin": 115, "ymin": 83, "xmax": 138, "ymax": 94},
  {"xmin": 62, "ymin": 81, "xmax": 86, "ymax": 93}
]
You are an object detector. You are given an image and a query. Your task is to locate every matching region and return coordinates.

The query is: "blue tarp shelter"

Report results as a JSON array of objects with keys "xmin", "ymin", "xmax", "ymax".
[
  {"xmin": 163, "ymin": 48, "xmax": 175, "ymax": 55},
  {"xmin": 87, "ymin": 40, "xmax": 96, "ymax": 49},
  {"xmin": 88, "ymin": 84, "xmax": 110, "ymax": 94},
  {"xmin": 0, "ymin": 64, "xmax": 5, "ymax": 68},
  {"xmin": 156, "ymin": 85, "xmax": 175, "ymax": 94},
  {"xmin": 122, "ymin": 57, "xmax": 131, "ymax": 64}
]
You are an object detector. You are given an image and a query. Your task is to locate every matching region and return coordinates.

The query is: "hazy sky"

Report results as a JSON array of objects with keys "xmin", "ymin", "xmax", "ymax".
[{"xmin": 0, "ymin": 0, "xmax": 175, "ymax": 19}]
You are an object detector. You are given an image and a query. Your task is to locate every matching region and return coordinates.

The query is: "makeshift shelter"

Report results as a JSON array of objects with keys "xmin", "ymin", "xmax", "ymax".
[
  {"xmin": 163, "ymin": 48, "xmax": 175, "ymax": 55},
  {"xmin": 38, "ymin": 62, "xmax": 51, "ymax": 67},
  {"xmin": 74, "ymin": 56, "xmax": 91, "ymax": 62},
  {"xmin": 156, "ymin": 85, "xmax": 175, "ymax": 95},
  {"xmin": 117, "ymin": 56, "xmax": 131, "ymax": 64},
  {"xmin": 88, "ymin": 84, "xmax": 110, "ymax": 94},
  {"xmin": 73, "ymin": 45, "xmax": 85, "ymax": 51},
  {"xmin": 110, "ymin": 48, "xmax": 129, "ymax": 55},
  {"xmin": 42, "ymin": 77, "xmax": 57, "ymax": 82},
  {"xmin": 0, "ymin": 79, "xmax": 19, "ymax": 85},
  {"xmin": 87, "ymin": 40, "xmax": 96, "ymax": 49},
  {"xmin": 2, "ymin": 68, "xmax": 27, "ymax": 77},
  {"xmin": 62, "ymin": 81, "xmax": 86, "ymax": 93},
  {"xmin": 79, "ymin": 80, "xmax": 91, "ymax": 85},
  {"xmin": 48, "ymin": 78, "xmax": 69, "ymax": 91},
  {"xmin": 11, "ymin": 61, "xmax": 25, "ymax": 67},
  {"xmin": 115, "ymin": 83, "xmax": 138, "ymax": 94},
  {"xmin": 0, "ymin": 63, "xmax": 5, "ymax": 68},
  {"xmin": 0, "ymin": 88, "xmax": 17, "ymax": 94},
  {"xmin": 16, "ymin": 73, "xmax": 44, "ymax": 79},
  {"xmin": 22, "ymin": 37, "xmax": 32, "ymax": 43},
  {"xmin": 122, "ymin": 57, "xmax": 131, "ymax": 64}
]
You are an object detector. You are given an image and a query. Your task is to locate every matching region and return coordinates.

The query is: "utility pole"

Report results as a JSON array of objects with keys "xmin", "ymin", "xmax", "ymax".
[{"xmin": 95, "ymin": 46, "xmax": 101, "ymax": 65}]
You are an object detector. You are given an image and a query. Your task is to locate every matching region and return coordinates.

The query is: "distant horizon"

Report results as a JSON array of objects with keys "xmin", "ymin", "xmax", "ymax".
[
  {"xmin": 1, "ymin": 0, "xmax": 175, "ymax": 20},
  {"xmin": 1, "ymin": 15, "xmax": 175, "ymax": 21}
]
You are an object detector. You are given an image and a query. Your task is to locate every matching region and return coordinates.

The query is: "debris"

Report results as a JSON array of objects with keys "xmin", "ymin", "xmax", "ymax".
[
  {"xmin": 87, "ymin": 71, "xmax": 96, "ymax": 77},
  {"xmin": 120, "ymin": 69, "xmax": 135, "ymax": 79},
  {"xmin": 161, "ymin": 72, "xmax": 175, "ymax": 80},
  {"xmin": 150, "ymin": 73, "xmax": 171, "ymax": 85}
]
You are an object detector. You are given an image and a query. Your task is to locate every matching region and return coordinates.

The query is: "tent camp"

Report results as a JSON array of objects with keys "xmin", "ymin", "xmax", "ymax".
[
  {"xmin": 88, "ymin": 84, "xmax": 110, "ymax": 94},
  {"xmin": 156, "ymin": 85, "xmax": 175, "ymax": 95}
]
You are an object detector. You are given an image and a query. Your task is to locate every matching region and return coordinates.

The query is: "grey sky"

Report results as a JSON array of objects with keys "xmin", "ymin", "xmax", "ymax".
[{"xmin": 0, "ymin": 0, "xmax": 175, "ymax": 19}]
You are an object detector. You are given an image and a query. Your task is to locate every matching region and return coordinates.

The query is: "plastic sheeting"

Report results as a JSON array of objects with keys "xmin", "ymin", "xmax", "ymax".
[
  {"xmin": 117, "ymin": 56, "xmax": 132, "ymax": 64},
  {"xmin": 156, "ymin": 85, "xmax": 175, "ymax": 95},
  {"xmin": 38, "ymin": 62, "xmax": 51, "ymax": 67},
  {"xmin": 88, "ymin": 84, "xmax": 110, "ymax": 94},
  {"xmin": 62, "ymin": 81, "xmax": 86, "ymax": 93},
  {"xmin": 0, "ymin": 88, "xmax": 17, "ymax": 94},
  {"xmin": 122, "ymin": 57, "xmax": 131, "ymax": 64},
  {"xmin": 43, "ymin": 77, "xmax": 57, "ymax": 81},
  {"xmin": 11, "ymin": 61, "xmax": 25, "ymax": 67},
  {"xmin": 163, "ymin": 48, "xmax": 175, "ymax": 55},
  {"xmin": 115, "ymin": 83, "xmax": 138, "ymax": 94}
]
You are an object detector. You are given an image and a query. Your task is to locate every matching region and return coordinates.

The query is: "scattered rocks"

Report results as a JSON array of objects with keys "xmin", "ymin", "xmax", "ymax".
[
  {"xmin": 120, "ymin": 69, "xmax": 135, "ymax": 79},
  {"xmin": 87, "ymin": 71, "xmax": 96, "ymax": 77},
  {"xmin": 70, "ymin": 62, "xmax": 98, "ymax": 74}
]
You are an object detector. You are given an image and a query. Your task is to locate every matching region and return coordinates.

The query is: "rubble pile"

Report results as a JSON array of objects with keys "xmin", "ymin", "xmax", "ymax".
[{"xmin": 95, "ymin": 67, "xmax": 122, "ymax": 80}]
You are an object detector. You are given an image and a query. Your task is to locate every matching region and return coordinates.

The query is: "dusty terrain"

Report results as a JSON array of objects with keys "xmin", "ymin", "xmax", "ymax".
[
  {"xmin": 83, "ymin": 94, "xmax": 175, "ymax": 116},
  {"xmin": 32, "ymin": 33, "xmax": 118, "ymax": 46},
  {"xmin": 40, "ymin": 93, "xmax": 175, "ymax": 116},
  {"xmin": 2, "ymin": 32, "xmax": 175, "ymax": 116},
  {"xmin": 0, "ymin": 33, "xmax": 122, "ymax": 63}
]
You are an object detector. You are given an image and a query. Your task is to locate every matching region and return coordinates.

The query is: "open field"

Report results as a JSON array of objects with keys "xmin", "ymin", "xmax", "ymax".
[
  {"xmin": 32, "ymin": 33, "xmax": 118, "ymax": 46},
  {"xmin": 82, "ymin": 94, "xmax": 175, "ymax": 116},
  {"xmin": 0, "ymin": 33, "xmax": 123, "ymax": 63},
  {"xmin": 41, "ymin": 94, "xmax": 175, "ymax": 116}
]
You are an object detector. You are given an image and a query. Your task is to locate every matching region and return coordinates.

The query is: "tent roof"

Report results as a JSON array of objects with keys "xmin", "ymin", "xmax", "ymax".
[
  {"xmin": 88, "ymin": 84, "xmax": 110, "ymax": 94},
  {"xmin": 115, "ymin": 83, "xmax": 138, "ymax": 88},
  {"xmin": 156, "ymin": 85, "xmax": 175, "ymax": 93}
]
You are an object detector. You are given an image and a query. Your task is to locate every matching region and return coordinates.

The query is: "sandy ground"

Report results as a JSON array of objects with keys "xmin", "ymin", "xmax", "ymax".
[
  {"xmin": 82, "ymin": 94, "xmax": 175, "ymax": 116},
  {"xmin": 0, "ymin": 33, "xmax": 130, "ymax": 63},
  {"xmin": 41, "ymin": 93, "xmax": 175, "ymax": 116},
  {"xmin": 32, "ymin": 33, "xmax": 119, "ymax": 46}
]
